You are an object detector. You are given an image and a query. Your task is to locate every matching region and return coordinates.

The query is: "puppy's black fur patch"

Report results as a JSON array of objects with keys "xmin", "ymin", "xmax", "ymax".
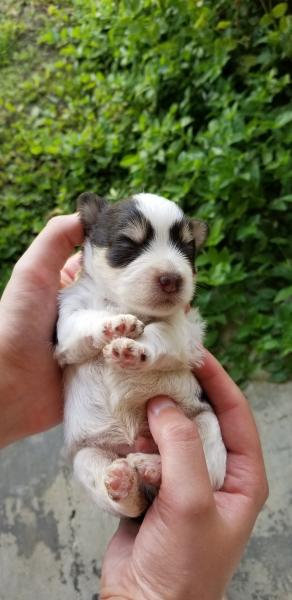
[
  {"xmin": 80, "ymin": 195, "xmax": 155, "ymax": 268},
  {"xmin": 77, "ymin": 192, "xmax": 107, "ymax": 236},
  {"xmin": 169, "ymin": 220, "xmax": 196, "ymax": 265},
  {"xmin": 78, "ymin": 193, "xmax": 206, "ymax": 270},
  {"xmin": 106, "ymin": 202, "xmax": 154, "ymax": 267}
]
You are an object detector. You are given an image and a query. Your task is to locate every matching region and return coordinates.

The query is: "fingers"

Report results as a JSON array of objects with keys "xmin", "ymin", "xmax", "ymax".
[
  {"xmin": 60, "ymin": 251, "xmax": 82, "ymax": 288},
  {"xmin": 194, "ymin": 350, "xmax": 268, "ymax": 508},
  {"xmin": 14, "ymin": 214, "xmax": 83, "ymax": 289},
  {"xmin": 193, "ymin": 350, "xmax": 262, "ymax": 458},
  {"xmin": 147, "ymin": 397, "xmax": 214, "ymax": 515}
]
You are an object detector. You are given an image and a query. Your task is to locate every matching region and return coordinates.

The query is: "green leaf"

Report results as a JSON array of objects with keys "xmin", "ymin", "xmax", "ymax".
[
  {"xmin": 216, "ymin": 20, "xmax": 231, "ymax": 30},
  {"xmin": 30, "ymin": 144, "xmax": 42, "ymax": 155},
  {"xmin": 271, "ymin": 3, "xmax": 288, "ymax": 18},
  {"xmin": 274, "ymin": 287, "xmax": 292, "ymax": 303},
  {"xmin": 1, "ymin": 0, "xmax": 292, "ymax": 385},
  {"xmin": 271, "ymin": 194, "xmax": 292, "ymax": 210},
  {"xmin": 120, "ymin": 154, "xmax": 138, "ymax": 167},
  {"xmin": 180, "ymin": 116, "xmax": 193, "ymax": 127},
  {"xmin": 207, "ymin": 218, "xmax": 224, "ymax": 246},
  {"xmin": 274, "ymin": 110, "xmax": 292, "ymax": 128},
  {"xmin": 260, "ymin": 14, "xmax": 273, "ymax": 26},
  {"xmin": 277, "ymin": 195, "xmax": 292, "ymax": 203}
]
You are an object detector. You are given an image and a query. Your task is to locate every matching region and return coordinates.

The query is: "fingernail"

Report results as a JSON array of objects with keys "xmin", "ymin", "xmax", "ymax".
[{"xmin": 148, "ymin": 396, "xmax": 178, "ymax": 416}]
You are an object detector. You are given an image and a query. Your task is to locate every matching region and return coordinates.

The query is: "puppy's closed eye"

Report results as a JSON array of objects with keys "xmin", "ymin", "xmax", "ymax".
[
  {"xmin": 118, "ymin": 235, "xmax": 139, "ymax": 246},
  {"xmin": 108, "ymin": 234, "xmax": 145, "ymax": 267}
]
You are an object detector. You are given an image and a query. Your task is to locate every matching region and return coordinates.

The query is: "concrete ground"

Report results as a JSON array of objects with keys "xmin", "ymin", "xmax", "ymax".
[{"xmin": 0, "ymin": 381, "xmax": 291, "ymax": 600}]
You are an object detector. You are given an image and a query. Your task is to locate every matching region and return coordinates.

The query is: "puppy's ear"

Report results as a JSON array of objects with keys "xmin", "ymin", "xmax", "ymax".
[
  {"xmin": 190, "ymin": 219, "xmax": 208, "ymax": 250},
  {"xmin": 77, "ymin": 192, "xmax": 107, "ymax": 235}
]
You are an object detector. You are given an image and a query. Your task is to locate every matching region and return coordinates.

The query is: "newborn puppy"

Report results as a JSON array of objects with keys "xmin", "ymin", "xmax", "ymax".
[{"xmin": 56, "ymin": 192, "xmax": 226, "ymax": 518}]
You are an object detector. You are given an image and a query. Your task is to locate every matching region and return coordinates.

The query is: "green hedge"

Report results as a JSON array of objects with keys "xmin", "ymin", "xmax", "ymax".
[{"xmin": 0, "ymin": 0, "xmax": 292, "ymax": 382}]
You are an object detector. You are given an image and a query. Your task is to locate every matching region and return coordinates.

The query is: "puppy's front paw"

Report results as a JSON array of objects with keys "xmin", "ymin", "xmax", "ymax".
[
  {"xmin": 102, "ymin": 314, "xmax": 144, "ymax": 343},
  {"xmin": 103, "ymin": 338, "xmax": 148, "ymax": 369},
  {"xmin": 104, "ymin": 459, "xmax": 135, "ymax": 501}
]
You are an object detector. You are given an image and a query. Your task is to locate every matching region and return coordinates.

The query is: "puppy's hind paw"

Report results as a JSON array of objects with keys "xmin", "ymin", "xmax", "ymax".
[
  {"xmin": 103, "ymin": 338, "xmax": 148, "ymax": 369},
  {"xmin": 104, "ymin": 459, "xmax": 135, "ymax": 501},
  {"xmin": 127, "ymin": 453, "xmax": 161, "ymax": 487}
]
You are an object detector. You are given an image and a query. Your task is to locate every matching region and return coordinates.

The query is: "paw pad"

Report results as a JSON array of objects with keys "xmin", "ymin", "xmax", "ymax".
[
  {"xmin": 102, "ymin": 315, "xmax": 144, "ymax": 341},
  {"xmin": 105, "ymin": 459, "xmax": 135, "ymax": 501},
  {"xmin": 103, "ymin": 338, "xmax": 148, "ymax": 368},
  {"xmin": 128, "ymin": 454, "xmax": 161, "ymax": 487}
]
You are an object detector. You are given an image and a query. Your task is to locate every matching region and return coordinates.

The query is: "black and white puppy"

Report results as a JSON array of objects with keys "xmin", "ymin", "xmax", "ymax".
[{"xmin": 56, "ymin": 192, "xmax": 226, "ymax": 518}]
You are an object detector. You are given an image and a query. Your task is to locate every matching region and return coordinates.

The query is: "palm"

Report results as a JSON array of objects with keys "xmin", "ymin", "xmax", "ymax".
[{"xmin": 0, "ymin": 215, "xmax": 83, "ymax": 445}]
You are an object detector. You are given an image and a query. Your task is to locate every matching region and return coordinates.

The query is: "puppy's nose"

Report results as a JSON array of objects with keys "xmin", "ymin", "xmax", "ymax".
[{"xmin": 158, "ymin": 273, "xmax": 182, "ymax": 293}]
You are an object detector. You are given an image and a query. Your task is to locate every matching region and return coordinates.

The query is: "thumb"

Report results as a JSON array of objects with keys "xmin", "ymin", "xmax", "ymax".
[
  {"xmin": 147, "ymin": 396, "xmax": 214, "ymax": 511},
  {"xmin": 15, "ymin": 214, "xmax": 83, "ymax": 290}
]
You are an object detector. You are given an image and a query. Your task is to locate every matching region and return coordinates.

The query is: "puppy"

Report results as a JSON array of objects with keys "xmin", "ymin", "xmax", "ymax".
[{"xmin": 56, "ymin": 192, "xmax": 226, "ymax": 518}]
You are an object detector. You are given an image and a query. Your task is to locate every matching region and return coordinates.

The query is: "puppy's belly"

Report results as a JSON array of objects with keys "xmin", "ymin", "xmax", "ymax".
[
  {"xmin": 64, "ymin": 363, "xmax": 203, "ymax": 453},
  {"xmin": 104, "ymin": 366, "xmax": 202, "ymax": 417}
]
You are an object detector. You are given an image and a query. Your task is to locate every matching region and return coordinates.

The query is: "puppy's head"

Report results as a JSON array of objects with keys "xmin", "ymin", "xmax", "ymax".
[{"xmin": 78, "ymin": 192, "xmax": 207, "ymax": 317}]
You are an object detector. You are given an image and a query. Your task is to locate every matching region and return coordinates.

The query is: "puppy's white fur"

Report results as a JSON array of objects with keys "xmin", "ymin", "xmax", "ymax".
[{"xmin": 56, "ymin": 193, "xmax": 226, "ymax": 518}]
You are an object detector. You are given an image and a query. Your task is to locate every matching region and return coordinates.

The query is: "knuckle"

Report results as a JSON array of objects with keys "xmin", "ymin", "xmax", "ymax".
[
  {"xmin": 259, "ymin": 476, "xmax": 269, "ymax": 506},
  {"xmin": 45, "ymin": 215, "xmax": 63, "ymax": 230},
  {"xmin": 11, "ymin": 259, "xmax": 24, "ymax": 278},
  {"xmin": 249, "ymin": 472, "xmax": 269, "ymax": 510}
]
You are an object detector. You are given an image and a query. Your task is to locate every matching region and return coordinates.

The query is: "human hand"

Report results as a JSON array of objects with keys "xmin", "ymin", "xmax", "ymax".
[
  {"xmin": 0, "ymin": 216, "xmax": 83, "ymax": 448},
  {"xmin": 101, "ymin": 350, "xmax": 268, "ymax": 600}
]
